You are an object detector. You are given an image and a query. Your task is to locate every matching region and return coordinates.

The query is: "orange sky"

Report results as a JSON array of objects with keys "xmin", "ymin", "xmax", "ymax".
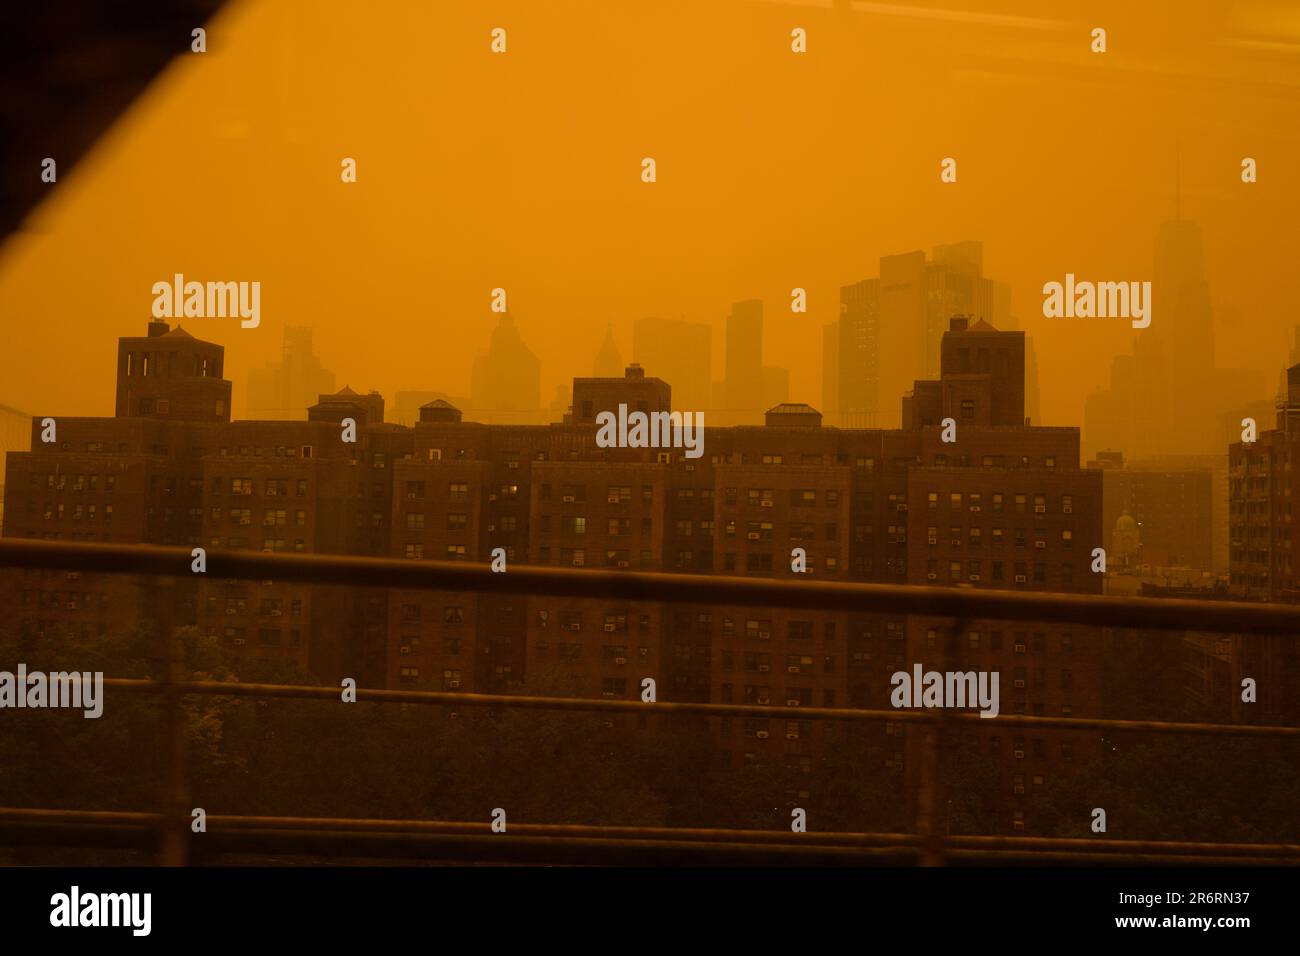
[{"xmin": 3, "ymin": 0, "xmax": 1300, "ymax": 428}]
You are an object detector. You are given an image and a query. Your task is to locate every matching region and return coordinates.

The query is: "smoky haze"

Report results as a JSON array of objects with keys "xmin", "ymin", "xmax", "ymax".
[{"xmin": 1, "ymin": 0, "xmax": 1297, "ymax": 449}]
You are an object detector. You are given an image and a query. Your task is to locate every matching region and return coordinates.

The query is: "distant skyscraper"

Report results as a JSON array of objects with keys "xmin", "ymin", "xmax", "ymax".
[
  {"xmin": 844, "ymin": 242, "xmax": 1024, "ymax": 428},
  {"xmin": 246, "ymin": 326, "xmax": 336, "ymax": 420},
  {"xmin": 838, "ymin": 278, "xmax": 880, "ymax": 427},
  {"xmin": 1085, "ymin": 218, "xmax": 1256, "ymax": 459},
  {"xmin": 470, "ymin": 313, "xmax": 542, "ymax": 421},
  {"xmin": 721, "ymin": 299, "xmax": 764, "ymax": 423},
  {"xmin": 592, "ymin": 323, "xmax": 623, "ymax": 378},
  {"xmin": 632, "ymin": 317, "xmax": 711, "ymax": 412}
]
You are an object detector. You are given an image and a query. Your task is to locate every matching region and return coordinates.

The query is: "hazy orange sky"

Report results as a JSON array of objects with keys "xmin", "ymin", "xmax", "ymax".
[{"xmin": 3, "ymin": 0, "xmax": 1300, "ymax": 429}]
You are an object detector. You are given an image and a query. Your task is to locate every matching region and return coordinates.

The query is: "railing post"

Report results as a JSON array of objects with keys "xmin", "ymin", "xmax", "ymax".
[
  {"xmin": 154, "ymin": 575, "xmax": 190, "ymax": 866},
  {"xmin": 913, "ymin": 615, "xmax": 963, "ymax": 866}
]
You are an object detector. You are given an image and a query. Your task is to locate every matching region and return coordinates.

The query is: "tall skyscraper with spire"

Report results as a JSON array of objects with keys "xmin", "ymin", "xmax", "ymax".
[
  {"xmin": 592, "ymin": 324, "xmax": 623, "ymax": 378},
  {"xmin": 470, "ymin": 313, "xmax": 542, "ymax": 422}
]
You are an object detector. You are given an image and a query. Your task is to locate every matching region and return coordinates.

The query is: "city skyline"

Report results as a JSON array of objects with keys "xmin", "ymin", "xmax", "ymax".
[
  {"xmin": 3, "ymin": 0, "xmax": 1299, "ymax": 894},
  {"xmin": 3, "ymin": 1, "xmax": 1298, "ymax": 440}
]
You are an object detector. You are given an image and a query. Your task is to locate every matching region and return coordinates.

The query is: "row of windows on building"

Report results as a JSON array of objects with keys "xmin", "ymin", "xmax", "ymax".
[
  {"xmin": 214, "ymin": 477, "xmax": 310, "ymax": 497},
  {"xmin": 18, "ymin": 590, "xmax": 110, "ymax": 610},
  {"xmin": 924, "ymin": 559, "xmax": 1079, "ymax": 584},
  {"xmin": 927, "ymin": 492, "xmax": 1074, "ymax": 513},
  {"xmin": 923, "ymin": 526, "xmax": 1075, "ymax": 548},
  {"xmin": 204, "ymin": 596, "xmax": 305, "ymax": 617}
]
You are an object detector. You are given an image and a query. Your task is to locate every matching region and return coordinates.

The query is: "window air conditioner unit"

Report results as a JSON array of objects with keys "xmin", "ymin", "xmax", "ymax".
[
  {"xmin": 233, "ymin": 638, "xmax": 246, "ymax": 646},
  {"xmin": 761, "ymin": 500, "xmax": 773, "ymax": 508},
  {"xmin": 756, "ymin": 731, "xmax": 770, "ymax": 739},
  {"xmin": 607, "ymin": 495, "xmax": 620, "ymax": 504},
  {"xmin": 449, "ymin": 680, "xmax": 461, "ymax": 689},
  {"xmin": 1063, "ymin": 505, "xmax": 1072, "ymax": 514},
  {"xmin": 567, "ymin": 622, "xmax": 581, "ymax": 631},
  {"xmin": 562, "ymin": 495, "xmax": 575, "ymax": 503},
  {"xmin": 1015, "ymin": 644, "xmax": 1026, "ymax": 654},
  {"xmin": 758, "ymin": 630, "xmax": 770, "ymax": 640},
  {"xmin": 969, "ymin": 574, "xmax": 981, "ymax": 582},
  {"xmin": 226, "ymin": 608, "xmax": 237, "ymax": 615},
  {"xmin": 786, "ymin": 698, "xmax": 801, "ymax": 707},
  {"xmin": 1014, "ymin": 679, "xmax": 1025, "ymax": 688},
  {"xmin": 1014, "ymin": 749, "xmax": 1025, "ymax": 759},
  {"xmin": 1034, "ymin": 505, "xmax": 1046, "ymax": 513},
  {"xmin": 1014, "ymin": 785, "xmax": 1025, "ymax": 794},
  {"xmin": 758, "ymin": 664, "xmax": 770, "ymax": 672},
  {"xmin": 747, "ymin": 532, "xmax": 760, "ymax": 540},
  {"xmin": 787, "ymin": 665, "xmax": 799, "ymax": 673},
  {"xmin": 603, "ymin": 623, "xmax": 616, "ymax": 632},
  {"xmin": 926, "ymin": 573, "xmax": 938, "ymax": 580},
  {"xmin": 951, "ymin": 539, "xmax": 962, "ymax": 546},
  {"xmin": 1034, "ymin": 540, "xmax": 1046, "ymax": 549},
  {"xmin": 507, "ymin": 462, "xmax": 519, "ymax": 470},
  {"xmin": 1015, "ymin": 574, "xmax": 1027, "ymax": 583},
  {"xmin": 927, "ymin": 536, "xmax": 937, "ymax": 545},
  {"xmin": 1013, "ymin": 821, "xmax": 1025, "ymax": 831},
  {"xmin": 896, "ymin": 503, "xmax": 908, "ymax": 512},
  {"xmin": 614, "ymin": 657, "xmax": 627, "ymax": 665},
  {"xmin": 757, "ymin": 695, "xmax": 770, "ymax": 704},
  {"xmin": 270, "ymin": 609, "xmax": 282, "ymax": 616}
]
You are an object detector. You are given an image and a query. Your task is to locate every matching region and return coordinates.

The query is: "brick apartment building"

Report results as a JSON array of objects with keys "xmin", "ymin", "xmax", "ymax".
[
  {"xmin": 1224, "ymin": 362, "xmax": 1300, "ymax": 725},
  {"xmin": 3, "ymin": 316, "xmax": 1104, "ymax": 830}
]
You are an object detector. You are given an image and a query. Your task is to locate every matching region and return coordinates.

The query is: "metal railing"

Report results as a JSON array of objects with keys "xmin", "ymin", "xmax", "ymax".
[{"xmin": 1, "ymin": 538, "xmax": 1297, "ymax": 866}]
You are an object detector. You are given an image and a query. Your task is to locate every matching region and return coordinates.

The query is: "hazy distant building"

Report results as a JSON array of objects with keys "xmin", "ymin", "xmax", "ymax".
[
  {"xmin": 470, "ymin": 313, "xmax": 542, "ymax": 422},
  {"xmin": 838, "ymin": 279, "xmax": 879, "ymax": 427},
  {"xmin": 246, "ymin": 326, "xmax": 336, "ymax": 421},
  {"xmin": 720, "ymin": 299, "xmax": 764, "ymax": 424},
  {"xmin": 841, "ymin": 241, "xmax": 1020, "ymax": 429},
  {"xmin": 592, "ymin": 324, "xmax": 624, "ymax": 378},
  {"xmin": 1085, "ymin": 218, "xmax": 1258, "ymax": 458},
  {"xmin": 632, "ymin": 318, "xmax": 711, "ymax": 413}
]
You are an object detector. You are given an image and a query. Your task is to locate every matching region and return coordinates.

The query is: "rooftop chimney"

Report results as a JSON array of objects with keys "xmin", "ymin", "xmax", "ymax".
[
  {"xmin": 949, "ymin": 316, "xmax": 969, "ymax": 332},
  {"xmin": 147, "ymin": 320, "xmax": 169, "ymax": 337}
]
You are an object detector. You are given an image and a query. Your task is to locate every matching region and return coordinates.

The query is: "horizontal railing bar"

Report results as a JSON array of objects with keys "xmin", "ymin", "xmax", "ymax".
[
  {"xmin": 97, "ymin": 678, "xmax": 1300, "ymax": 737},
  {"xmin": 3, "ymin": 538, "xmax": 1299, "ymax": 634},
  {"xmin": 1, "ymin": 808, "xmax": 1295, "ymax": 858}
]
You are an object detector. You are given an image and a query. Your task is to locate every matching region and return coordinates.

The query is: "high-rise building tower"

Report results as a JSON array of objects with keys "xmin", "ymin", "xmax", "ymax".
[
  {"xmin": 721, "ymin": 299, "xmax": 764, "ymax": 424},
  {"xmin": 246, "ymin": 326, "xmax": 336, "ymax": 421},
  {"xmin": 470, "ymin": 312, "xmax": 542, "ymax": 421},
  {"xmin": 592, "ymin": 324, "xmax": 623, "ymax": 378},
  {"xmin": 838, "ymin": 278, "xmax": 880, "ymax": 428}
]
